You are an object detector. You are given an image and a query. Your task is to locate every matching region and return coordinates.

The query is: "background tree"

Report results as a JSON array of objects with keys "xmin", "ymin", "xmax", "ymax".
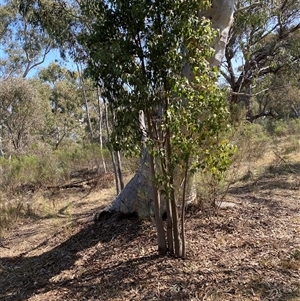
[
  {"xmin": 0, "ymin": 0, "xmax": 56, "ymax": 79},
  {"xmin": 38, "ymin": 62, "xmax": 84, "ymax": 149},
  {"xmin": 221, "ymin": 0, "xmax": 300, "ymax": 121},
  {"xmin": 0, "ymin": 77, "xmax": 48, "ymax": 153},
  {"xmin": 251, "ymin": 59, "xmax": 300, "ymax": 120}
]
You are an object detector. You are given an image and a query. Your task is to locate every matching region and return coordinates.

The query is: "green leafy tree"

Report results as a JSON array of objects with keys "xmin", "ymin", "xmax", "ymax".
[
  {"xmin": 19, "ymin": 0, "xmax": 236, "ymax": 257},
  {"xmin": 0, "ymin": 0, "xmax": 56, "ymax": 78},
  {"xmin": 16, "ymin": 0, "xmax": 86, "ymax": 61},
  {"xmin": 0, "ymin": 77, "xmax": 48, "ymax": 152},
  {"xmin": 38, "ymin": 63, "xmax": 84, "ymax": 149},
  {"xmin": 82, "ymin": 0, "xmax": 234, "ymax": 257},
  {"xmin": 251, "ymin": 59, "xmax": 300, "ymax": 120}
]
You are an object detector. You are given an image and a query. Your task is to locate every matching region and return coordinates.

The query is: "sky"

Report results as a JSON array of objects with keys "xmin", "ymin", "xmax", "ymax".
[{"xmin": 27, "ymin": 49, "xmax": 77, "ymax": 77}]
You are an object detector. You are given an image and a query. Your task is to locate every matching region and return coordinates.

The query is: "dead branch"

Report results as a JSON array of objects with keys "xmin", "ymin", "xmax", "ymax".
[
  {"xmin": 230, "ymin": 88, "xmax": 269, "ymax": 97},
  {"xmin": 272, "ymin": 150, "xmax": 297, "ymax": 174}
]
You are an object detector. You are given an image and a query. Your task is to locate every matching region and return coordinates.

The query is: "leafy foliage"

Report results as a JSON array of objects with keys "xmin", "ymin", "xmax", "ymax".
[
  {"xmin": 0, "ymin": 77, "xmax": 48, "ymax": 152},
  {"xmin": 81, "ymin": 0, "xmax": 234, "ymax": 257},
  {"xmin": 0, "ymin": 0, "xmax": 57, "ymax": 78},
  {"xmin": 38, "ymin": 63, "xmax": 91, "ymax": 148}
]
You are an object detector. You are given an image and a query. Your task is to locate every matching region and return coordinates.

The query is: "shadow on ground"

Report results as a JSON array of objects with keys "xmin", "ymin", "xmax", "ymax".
[
  {"xmin": 0, "ymin": 213, "xmax": 145, "ymax": 301},
  {"xmin": 1, "ymin": 169, "xmax": 300, "ymax": 301},
  {"xmin": 229, "ymin": 162, "xmax": 300, "ymax": 195},
  {"xmin": 1, "ymin": 207, "xmax": 300, "ymax": 300}
]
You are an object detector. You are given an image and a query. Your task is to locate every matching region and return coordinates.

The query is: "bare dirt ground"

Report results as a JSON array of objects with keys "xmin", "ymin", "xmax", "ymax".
[{"xmin": 0, "ymin": 159, "xmax": 300, "ymax": 300}]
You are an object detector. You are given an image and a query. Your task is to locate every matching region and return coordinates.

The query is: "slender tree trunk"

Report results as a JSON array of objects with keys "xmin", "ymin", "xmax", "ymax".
[
  {"xmin": 55, "ymin": 132, "xmax": 66, "ymax": 150},
  {"xmin": 244, "ymin": 85, "xmax": 253, "ymax": 121},
  {"xmin": 96, "ymin": 85, "xmax": 107, "ymax": 173},
  {"xmin": 145, "ymin": 109, "xmax": 167, "ymax": 255},
  {"xmin": 108, "ymin": 103, "xmax": 124, "ymax": 192},
  {"xmin": 170, "ymin": 186, "xmax": 181, "ymax": 257},
  {"xmin": 116, "ymin": 151, "xmax": 124, "ymax": 190},
  {"xmin": 164, "ymin": 90, "xmax": 182, "ymax": 257},
  {"xmin": 77, "ymin": 63, "xmax": 94, "ymax": 140},
  {"xmin": 111, "ymin": 151, "xmax": 120, "ymax": 194},
  {"xmin": 181, "ymin": 160, "xmax": 189, "ymax": 259},
  {"xmin": 104, "ymin": 100, "xmax": 120, "ymax": 194},
  {"xmin": 148, "ymin": 152, "xmax": 167, "ymax": 255},
  {"xmin": 0, "ymin": 136, "xmax": 3, "ymax": 157},
  {"xmin": 166, "ymin": 198, "xmax": 174, "ymax": 254}
]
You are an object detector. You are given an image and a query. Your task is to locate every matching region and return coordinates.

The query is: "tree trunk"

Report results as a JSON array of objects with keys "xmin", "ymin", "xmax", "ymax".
[
  {"xmin": 202, "ymin": 0, "xmax": 235, "ymax": 68},
  {"xmin": 77, "ymin": 63, "xmax": 94, "ymax": 140},
  {"xmin": 94, "ymin": 151, "xmax": 155, "ymax": 218},
  {"xmin": 148, "ymin": 152, "xmax": 167, "ymax": 255},
  {"xmin": 95, "ymin": 0, "xmax": 235, "ymax": 218},
  {"xmin": 180, "ymin": 160, "xmax": 189, "ymax": 259},
  {"xmin": 116, "ymin": 151, "xmax": 124, "ymax": 190},
  {"xmin": 96, "ymin": 85, "xmax": 107, "ymax": 173},
  {"xmin": 104, "ymin": 100, "xmax": 121, "ymax": 194}
]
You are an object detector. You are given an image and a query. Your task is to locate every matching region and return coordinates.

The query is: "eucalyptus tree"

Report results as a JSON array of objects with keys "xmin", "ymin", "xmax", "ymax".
[
  {"xmin": 221, "ymin": 0, "xmax": 300, "ymax": 121},
  {"xmin": 19, "ymin": 0, "xmax": 235, "ymax": 257},
  {"xmin": 245, "ymin": 50, "xmax": 300, "ymax": 121},
  {"xmin": 38, "ymin": 63, "xmax": 84, "ymax": 149},
  {"xmin": 0, "ymin": 0, "xmax": 57, "ymax": 78},
  {"xmin": 82, "ymin": 0, "xmax": 235, "ymax": 257},
  {"xmin": 0, "ymin": 77, "xmax": 48, "ymax": 153}
]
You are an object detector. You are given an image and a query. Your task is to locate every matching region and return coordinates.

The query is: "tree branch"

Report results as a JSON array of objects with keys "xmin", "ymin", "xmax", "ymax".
[
  {"xmin": 235, "ymin": 2, "xmax": 261, "ymax": 14},
  {"xmin": 22, "ymin": 43, "xmax": 53, "ymax": 78},
  {"xmin": 231, "ymin": 88, "xmax": 269, "ymax": 97},
  {"xmin": 247, "ymin": 109, "xmax": 278, "ymax": 122}
]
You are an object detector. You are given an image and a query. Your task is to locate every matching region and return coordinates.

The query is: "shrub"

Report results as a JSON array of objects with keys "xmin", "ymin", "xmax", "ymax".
[
  {"xmin": 266, "ymin": 119, "xmax": 300, "ymax": 137},
  {"xmin": 195, "ymin": 170, "xmax": 229, "ymax": 210},
  {"xmin": 0, "ymin": 199, "xmax": 27, "ymax": 238},
  {"xmin": 231, "ymin": 122, "xmax": 271, "ymax": 164},
  {"xmin": 0, "ymin": 143, "xmax": 112, "ymax": 192}
]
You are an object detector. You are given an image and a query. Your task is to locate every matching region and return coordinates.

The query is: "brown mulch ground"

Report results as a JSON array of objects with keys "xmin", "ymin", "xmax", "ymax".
[{"xmin": 0, "ymin": 167, "xmax": 300, "ymax": 301}]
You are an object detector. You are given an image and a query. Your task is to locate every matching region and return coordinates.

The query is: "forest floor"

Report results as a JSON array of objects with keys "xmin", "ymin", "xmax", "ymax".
[{"xmin": 0, "ymin": 153, "xmax": 300, "ymax": 301}]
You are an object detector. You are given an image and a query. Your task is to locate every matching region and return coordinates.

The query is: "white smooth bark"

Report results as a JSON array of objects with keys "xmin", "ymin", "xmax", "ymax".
[
  {"xmin": 202, "ymin": 0, "xmax": 235, "ymax": 67},
  {"xmin": 95, "ymin": 152, "xmax": 155, "ymax": 218}
]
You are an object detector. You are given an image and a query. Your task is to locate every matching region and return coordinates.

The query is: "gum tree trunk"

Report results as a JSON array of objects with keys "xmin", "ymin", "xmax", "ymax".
[{"xmin": 95, "ymin": 0, "xmax": 235, "ymax": 219}]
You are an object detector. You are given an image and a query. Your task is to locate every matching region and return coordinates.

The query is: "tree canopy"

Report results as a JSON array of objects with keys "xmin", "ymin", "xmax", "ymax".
[{"xmin": 221, "ymin": 0, "xmax": 300, "ymax": 121}]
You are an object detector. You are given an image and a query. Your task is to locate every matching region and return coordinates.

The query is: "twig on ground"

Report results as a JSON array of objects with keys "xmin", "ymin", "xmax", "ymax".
[{"xmin": 272, "ymin": 150, "xmax": 297, "ymax": 174}]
